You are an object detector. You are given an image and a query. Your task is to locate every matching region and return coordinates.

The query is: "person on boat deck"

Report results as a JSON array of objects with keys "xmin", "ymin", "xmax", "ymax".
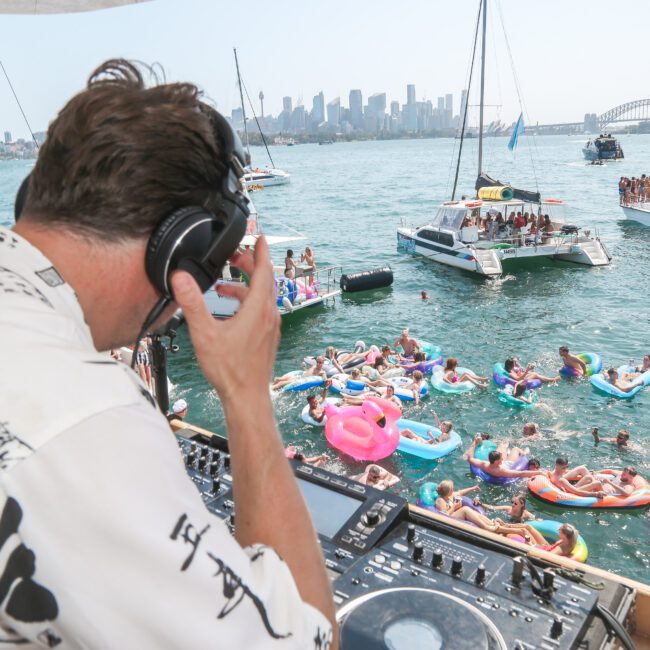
[
  {"xmin": 572, "ymin": 466, "xmax": 642, "ymax": 497},
  {"xmin": 478, "ymin": 494, "xmax": 538, "ymax": 524},
  {"xmin": 503, "ymin": 357, "xmax": 560, "ymax": 384},
  {"xmin": 300, "ymin": 246, "xmax": 316, "ymax": 285},
  {"xmin": 545, "ymin": 458, "xmax": 604, "ymax": 498},
  {"xmin": 461, "ymin": 215, "xmax": 472, "ymax": 228},
  {"xmin": 393, "ymin": 328, "xmax": 420, "ymax": 357},
  {"xmin": 272, "ymin": 356, "xmax": 328, "ymax": 390},
  {"xmin": 305, "ymin": 384, "xmax": 331, "ymax": 423},
  {"xmin": 283, "ymin": 248, "xmax": 297, "ymax": 279},
  {"xmin": 1, "ymin": 59, "xmax": 335, "ymax": 648},
  {"xmin": 559, "ymin": 346, "xmax": 588, "ymax": 376},
  {"xmin": 466, "ymin": 435, "xmax": 542, "ymax": 480},
  {"xmin": 543, "ymin": 214, "xmax": 554, "ymax": 233},
  {"xmin": 591, "ymin": 427, "xmax": 631, "ymax": 448},
  {"xmin": 434, "ymin": 481, "xmax": 534, "ymax": 536},
  {"xmin": 352, "ymin": 464, "xmax": 400, "ymax": 490},
  {"xmin": 442, "ymin": 357, "xmax": 489, "ymax": 388},
  {"xmin": 604, "ymin": 367, "xmax": 643, "ymax": 393}
]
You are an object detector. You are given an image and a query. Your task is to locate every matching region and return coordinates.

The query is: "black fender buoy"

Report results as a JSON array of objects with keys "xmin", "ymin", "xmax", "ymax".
[{"xmin": 340, "ymin": 266, "xmax": 393, "ymax": 293}]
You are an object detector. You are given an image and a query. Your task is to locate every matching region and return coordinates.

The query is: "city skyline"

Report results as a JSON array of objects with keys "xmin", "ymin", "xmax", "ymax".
[{"xmin": 0, "ymin": 0, "xmax": 648, "ymax": 140}]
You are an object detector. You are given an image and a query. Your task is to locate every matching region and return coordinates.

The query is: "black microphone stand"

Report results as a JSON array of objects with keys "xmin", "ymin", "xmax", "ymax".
[{"xmin": 149, "ymin": 310, "xmax": 182, "ymax": 414}]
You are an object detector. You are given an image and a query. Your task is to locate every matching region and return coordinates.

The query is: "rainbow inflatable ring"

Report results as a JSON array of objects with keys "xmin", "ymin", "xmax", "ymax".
[
  {"xmin": 510, "ymin": 520, "xmax": 588, "ymax": 563},
  {"xmin": 559, "ymin": 352, "xmax": 602, "ymax": 377},
  {"xmin": 528, "ymin": 471, "xmax": 650, "ymax": 510}
]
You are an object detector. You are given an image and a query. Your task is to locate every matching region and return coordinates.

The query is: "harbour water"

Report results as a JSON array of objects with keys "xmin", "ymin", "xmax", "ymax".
[{"xmin": 2, "ymin": 134, "xmax": 648, "ymax": 584}]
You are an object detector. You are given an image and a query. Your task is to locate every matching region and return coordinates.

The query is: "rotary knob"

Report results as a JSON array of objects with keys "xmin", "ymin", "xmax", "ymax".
[
  {"xmin": 412, "ymin": 542, "xmax": 424, "ymax": 562},
  {"xmin": 475, "ymin": 564, "xmax": 486, "ymax": 585},
  {"xmin": 512, "ymin": 556, "xmax": 525, "ymax": 585},
  {"xmin": 543, "ymin": 568, "xmax": 556, "ymax": 591},
  {"xmin": 212, "ymin": 478, "xmax": 221, "ymax": 494},
  {"xmin": 363, "ymin": 508, "xmax": 381, "ymax": 527},
  {"xmin": 451, "ymin": 556, "xmax": 463, "ymax": 576},
  {"xmin": 406, "ymin": 524, "xmax": 417, "ymax": 543},
  {"xmin": 431, "ymin": 549, "xmax": 443, "ymax": 569}
]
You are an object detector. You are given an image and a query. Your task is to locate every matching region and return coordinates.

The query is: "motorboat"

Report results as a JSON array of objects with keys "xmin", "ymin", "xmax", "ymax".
[
  {"xmin": 621, "ymin": 203, "xmax": 650, "ymax": 227},
  {"xmin": 398, "ymin": 0, "xmax": 611, "ymax": 276},
  {"xmin": 583, "ymin": 134, "xmax": 624, "ymax": 161},
  {"xmin": 243, "ymin": 167, "xmax": 291, "ymax": 188}
]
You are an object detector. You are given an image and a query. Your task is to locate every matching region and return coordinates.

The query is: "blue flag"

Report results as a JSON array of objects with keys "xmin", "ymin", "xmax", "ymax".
[{"xmin": 508, "ymin": 112, "xmax": 525, "ymax": 151}]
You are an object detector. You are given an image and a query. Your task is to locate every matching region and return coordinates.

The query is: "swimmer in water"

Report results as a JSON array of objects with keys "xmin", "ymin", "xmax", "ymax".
[
  {"xmin": 442, "ymin": 357, "xmax": 489, "ymax": 388},
  {"xmin": 503, "ymin": 357, "xmax": 559, "ymax": 384},
  {"xmin": 559, "ymin": 346, "xmax": 587, "ymax": 376}
]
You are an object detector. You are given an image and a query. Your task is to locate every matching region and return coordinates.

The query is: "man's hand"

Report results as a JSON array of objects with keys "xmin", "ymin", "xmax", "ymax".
[{"xmin": 171, "ymin": 237, "xmax": 280, "ymax": 407}]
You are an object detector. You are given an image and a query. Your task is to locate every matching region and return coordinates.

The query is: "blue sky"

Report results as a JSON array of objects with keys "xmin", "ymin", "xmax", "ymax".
[{"xmin": 0, "ymin": 0, "xmax": 647, "ymax": 139}]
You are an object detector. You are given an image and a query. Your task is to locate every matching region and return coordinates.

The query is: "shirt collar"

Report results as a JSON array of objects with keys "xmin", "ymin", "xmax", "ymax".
[{"xmin": 0, "ymin": 225, "xmax": 95, "ymax": 350}]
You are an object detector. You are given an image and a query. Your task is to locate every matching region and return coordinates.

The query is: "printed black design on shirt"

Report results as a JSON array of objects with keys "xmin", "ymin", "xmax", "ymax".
[
  {"xmin": 313, "ymin": 625, "xmax": 333, "ymax": 650},
  {"xmin": 0, "ymin": 267, "xmax": 53, "ymax": 308},
  {"xmin": 0, "ymin": 498, "xmax": 59, "ymax": 626},
  {"xmin": 34, "ymin": 267, "xmax": 64, "ymax": 288},
  {"xmin": 0, "ymin": 422, "xmax": 34, "ymax": 471},
  {"xmin": 0, "ymin": 232, "xmax": 18, "ymax": 249},
  {"xmin": 171, "ymin": 514, "xmax": 291, "ymax": 641},
  {"xmin": 37, "ymin": 628, "xmax": 62, "ymax": 647}
]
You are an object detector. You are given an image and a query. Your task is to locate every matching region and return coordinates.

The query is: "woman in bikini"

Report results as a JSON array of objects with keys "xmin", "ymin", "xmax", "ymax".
[{"xmin": 442, "ymin": 357, "xmax": 488, "ymax": 388}]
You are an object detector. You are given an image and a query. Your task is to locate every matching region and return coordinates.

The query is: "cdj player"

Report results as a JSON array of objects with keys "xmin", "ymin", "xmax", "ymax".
[{"xmin": 175, "ymin": 431, "xmax": 636, "ymax": 649}]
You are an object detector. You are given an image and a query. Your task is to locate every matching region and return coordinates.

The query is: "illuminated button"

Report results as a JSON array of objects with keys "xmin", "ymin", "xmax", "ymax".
[
  {"xmin": 374, "ymin": 555, "xmax": 386, "ymax": 564},
  {"xmin": 389, "ymin": 561, "xmax": 401, "ymax": 571}
]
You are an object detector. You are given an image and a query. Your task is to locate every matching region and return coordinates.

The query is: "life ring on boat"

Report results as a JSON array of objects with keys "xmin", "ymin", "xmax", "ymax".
[
  {"xmin": 465, "ymin": 201, "xmax": 482, "ymax": 208},
  {"xmin": 545, "ymin": 198, "xmax": 563, "ymax": 204},
  {"xmin": 527, "ymin": 471, "xmax": 650, "ymax": 509},
  {"xmin": 492, "ymin": 363, "xmax": 542, "ymax": 390},
  {"xmin": 470, "ymin": 441, "xmax": 529, "ymax": 485},
  {"xmin": 529, "ymin": 520, "xmax": 588, "ymax": 563},
  {"xmin": 323, "ymin": 397, "xmax": 400, "ymax": 461},
  {"xmin": 559, "ymin": 352, "xmax": 602, "ymax": 377},
  {"xmin": 396, "ymin": 419, "xmax": 461, "ymax": 460}
]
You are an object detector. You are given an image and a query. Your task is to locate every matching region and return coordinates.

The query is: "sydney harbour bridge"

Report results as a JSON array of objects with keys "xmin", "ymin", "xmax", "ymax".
[{"xmin": 529, "ymin": 99, "xmax": 650, "ymax": 133}]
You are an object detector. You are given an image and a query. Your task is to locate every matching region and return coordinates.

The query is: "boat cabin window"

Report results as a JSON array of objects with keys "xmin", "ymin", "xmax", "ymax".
[
  {"xmin": 418, "ymin": 229, "xmax": 455, "ymax": 247},
  {"xmin": 430, "ymin": 207, "xmax": 466, "ymax": 231}
]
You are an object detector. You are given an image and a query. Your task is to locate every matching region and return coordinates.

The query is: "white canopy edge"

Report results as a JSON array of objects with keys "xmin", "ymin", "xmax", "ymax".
[
  {"xmin": 241, "ymin": 234, "xmax": 306, "ymax": 247},
  {"xmin": 0, "ymin": 0, "xmax": 151, "ymax": 14}
]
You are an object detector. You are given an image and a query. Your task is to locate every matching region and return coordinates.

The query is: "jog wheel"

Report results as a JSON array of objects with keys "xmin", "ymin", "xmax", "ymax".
[{"xmin": 337, "ymin": 587, "xmax": 507, "ymax": 650}]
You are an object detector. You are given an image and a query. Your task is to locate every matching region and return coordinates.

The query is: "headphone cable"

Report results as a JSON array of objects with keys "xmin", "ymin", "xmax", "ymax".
[{"xmin": 130, "ymin": 297, "xmax": 171, "ymax": 370}]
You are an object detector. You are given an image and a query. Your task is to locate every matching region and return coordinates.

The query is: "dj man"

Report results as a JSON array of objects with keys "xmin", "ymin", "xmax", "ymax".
[{"xmin": 0, "ymin": 60, "xmax": 336, "ymax": 648}]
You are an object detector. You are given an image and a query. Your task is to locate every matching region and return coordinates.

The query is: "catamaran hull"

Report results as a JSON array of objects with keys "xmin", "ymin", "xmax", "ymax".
[
  {"xmin": 397, "ymin": 230, "xmax": 610, "ymax": 276},
  {"xmin": 243, "ymin": 170, "xmax": 291, "ymax": 187},
  {"xmin": 621, "ymin": 205, "xmax": 650, "ymax": 227}
]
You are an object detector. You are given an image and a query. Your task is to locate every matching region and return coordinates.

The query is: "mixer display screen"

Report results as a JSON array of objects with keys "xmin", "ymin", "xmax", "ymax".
[{"xmin": 297, "ymin": 478, "xmax": 361, "ymax": 537}]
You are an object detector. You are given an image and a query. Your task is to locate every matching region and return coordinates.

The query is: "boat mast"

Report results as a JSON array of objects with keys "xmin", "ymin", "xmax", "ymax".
[
  {"xmin": 233, "ymin": 47, "xmax": 251, "ymax": 161},
  {"xmin": 477, "ymin": 0, "xmax": 487, "ymax": 177}
]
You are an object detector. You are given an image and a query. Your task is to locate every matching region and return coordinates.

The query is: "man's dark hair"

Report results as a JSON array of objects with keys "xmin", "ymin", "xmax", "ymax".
[
  {"xmin": 555, "ymin": 457, "xmax": 569, "ymax": 467},
  {"xmin": 488, "ymin": 451, "xmax": 501, "ymax": 463},
  {"xmin": 527, "ymin": 458, "xmax": 540, "ymax": 469},
  {"xmin": 623, "ymin": 466, "xmax": 637, "ymax": 476},
  {"xmin": 23, "ymin": 59, "xmax": 229, "ymax": 242}
]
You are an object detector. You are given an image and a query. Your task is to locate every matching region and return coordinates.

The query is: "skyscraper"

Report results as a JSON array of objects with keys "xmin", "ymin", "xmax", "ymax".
[
  {"xmin": 459, "ymin": 89, "xmax": 468, "ymax": 121},
  {"xmin": 407, "ymin": 84, "xmax": 416, "ymax": 106},
  {"xmin": 365, "ymin": 93, "xmax": 387, "ymax": 132},
  {"xmin": 4, "ymin": 131, "xmax": 11, "ymax": 144},
  {"xmin": 327, "ymin": 97, "xmax": 341, "ymax": 128},
  {"xmin": 349, "ymin": 89, "xmax": 363, "ymax": 129},
  {"xmin": 312, "ymin": 91, "xmax": 325, "ymax": 125},
  {"xmin": 390, "ymin": 101, "xmax": 400, "ymax": 118},
  {"xmin": 437, "ymin": 97, "xmax": 445, "ymax": 112},
  {"xmin": 283, "ymin": 96, "xmax": 293, "ymax": 113}
]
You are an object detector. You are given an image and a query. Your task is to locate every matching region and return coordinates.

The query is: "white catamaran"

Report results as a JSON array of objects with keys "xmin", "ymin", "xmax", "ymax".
[{"xmin": 397, "ymin": 0, "xmax": 611, "ymax": 276}]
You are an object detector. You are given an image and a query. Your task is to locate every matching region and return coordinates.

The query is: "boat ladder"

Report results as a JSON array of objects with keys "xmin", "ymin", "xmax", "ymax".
[
  {"xmin": 577, "ymin": 239, "xmax": 610, "ymax": 266},
  {"xmin": 473, "ymin": 248, "xmax": 502, "ymax": 275}
]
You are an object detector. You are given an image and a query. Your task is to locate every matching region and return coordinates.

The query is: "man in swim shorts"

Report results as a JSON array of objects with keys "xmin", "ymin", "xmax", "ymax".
[
  {"xmin": 574, "ymin": 466, "xmax": 641, "ymax": 496},
  {"xmin": 604, "ymin": 367, "xmax": 643, "ymax": 394},
  {"xmin": 559, "ymin": 346, "xmax": 587, "ymax": 376},
  {"xmin": 546, "ymin": 458, "xmax": 604, "ymax": 498},
  {"xmin": 466, "ymin": 435, "xmax": 542, "ymax": 480},
  {"xmin": 352, "ymin": 464, "xmax": 400, "ymax": 491},
  {"xmin": 393, "ymin": 328, "xmax": 420, "ymax": 357}
]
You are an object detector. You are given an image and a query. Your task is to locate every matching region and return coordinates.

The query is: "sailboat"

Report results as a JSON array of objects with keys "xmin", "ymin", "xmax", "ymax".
[
  {"xmin": 397, "ymin": 0, "xmax": 611, "ymax": 276},
  {"xmin": 233, "ymin": 48, "xmax": 291, "ymax": 189}
]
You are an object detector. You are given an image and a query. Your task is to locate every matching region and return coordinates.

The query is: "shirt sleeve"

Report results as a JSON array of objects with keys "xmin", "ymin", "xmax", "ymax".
[{"xmin": 1, "ymin": 403, "xmax": 333, "ymax": 650}]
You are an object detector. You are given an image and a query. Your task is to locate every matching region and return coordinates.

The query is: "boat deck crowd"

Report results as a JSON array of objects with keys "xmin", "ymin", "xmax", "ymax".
[{"xmin": 618, "ymin": 175, "xmax": 650, "ymax": 206}]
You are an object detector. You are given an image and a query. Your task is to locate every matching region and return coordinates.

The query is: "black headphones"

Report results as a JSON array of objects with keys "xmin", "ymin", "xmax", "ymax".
[{"xmin": 15, "ymin": 108, "xmax": 250, "ymax": 304}]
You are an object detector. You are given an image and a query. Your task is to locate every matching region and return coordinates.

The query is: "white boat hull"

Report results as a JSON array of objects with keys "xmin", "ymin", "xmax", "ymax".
[
  {"xmin": 621, "ymin": 205, "xmax": 650, "ymax": 227},
  {"xmin": 243, "ymin": 169, "xmax": 291, "ymax": 187}
]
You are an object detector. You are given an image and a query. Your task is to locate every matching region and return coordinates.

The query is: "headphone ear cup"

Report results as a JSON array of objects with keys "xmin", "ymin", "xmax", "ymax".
[{"xmin": 145, "ymin": 206, "xmax": 220, "ymax": 297}]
